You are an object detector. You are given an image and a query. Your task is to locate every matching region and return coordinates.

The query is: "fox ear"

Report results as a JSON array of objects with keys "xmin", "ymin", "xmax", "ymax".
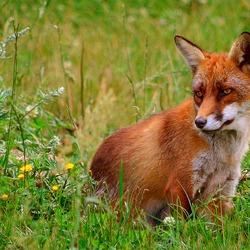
[
  {"xmin": 174, "ymin": 35, "xmax": 205, "ymax": 73},
  {"xmin": 229, "ymin": 32, "xmax": 250, "ymax": 73}
]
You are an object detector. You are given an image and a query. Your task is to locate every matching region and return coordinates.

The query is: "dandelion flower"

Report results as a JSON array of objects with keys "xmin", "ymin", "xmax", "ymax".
[
  {"xmin": 18, "ymin": 174, "xmax": 25, "ymax": 180},
  {"xmin": 20, "ymin": 164, "xmax": 33, "ymax": 173},
  {"xmin": 52, "ymin": 185, "xmax": 59, "ymax": 192},
  {"xmin": 1, "ymin": 194, "xmax": 9, "ymax": 199},
  {"xmin": 65, "ymin": 163, "xmax": 74, "ymax": 171}
]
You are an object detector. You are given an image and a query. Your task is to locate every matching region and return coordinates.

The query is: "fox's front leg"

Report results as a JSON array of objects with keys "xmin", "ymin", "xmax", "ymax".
[
  {"xmin": 201, "ymin": 195, "xmax": 235, "ymax": 221},
  {"xmin": 198, "ymin": 167, "xmax": 241, "ymax": 224},
  {"xmin": 217, "ymin": 168, "xmax": 241, "ymax": 215},
  {"xmin": 165, "ymin": 176, "xmax": 193, "ymax": 219}
]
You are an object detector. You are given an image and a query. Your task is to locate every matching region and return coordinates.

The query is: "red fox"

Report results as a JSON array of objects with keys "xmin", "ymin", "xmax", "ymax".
[{"xmin": 91, "ymin": 32, "xmax": 250, "ymax": 226}]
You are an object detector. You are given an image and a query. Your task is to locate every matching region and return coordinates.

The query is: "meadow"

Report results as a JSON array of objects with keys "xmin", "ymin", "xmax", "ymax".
[{"xmin": 0, "ymin": 0, "xmax": 250, "ymax": 249}]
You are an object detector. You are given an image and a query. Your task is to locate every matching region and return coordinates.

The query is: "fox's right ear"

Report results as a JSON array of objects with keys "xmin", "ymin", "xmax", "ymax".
[
  {"xmin": 229, "ymin": 32, "xmax": 250, "ymax": 74},
  {"xmin": 174, "ymin": 35, "xmax": 205, "ymax": 73}
]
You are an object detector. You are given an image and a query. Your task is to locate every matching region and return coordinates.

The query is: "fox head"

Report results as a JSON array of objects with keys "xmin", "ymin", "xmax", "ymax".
[{"xmin": 175, "ymin": 32, "xmax": 250, "ymax": 133}]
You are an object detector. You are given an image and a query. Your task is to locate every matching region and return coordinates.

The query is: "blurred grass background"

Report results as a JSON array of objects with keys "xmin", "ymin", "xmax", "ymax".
[
  {"xmin": 1, "ymin": 1, "xmax": 250, "ymax": 159},
  {"xmin": 1, "ymin": 1, "xmax": 250, "ymax": 158},
  {"xmin": 0, "ymin": 0, "xmax": 250, "ymax": 248}
]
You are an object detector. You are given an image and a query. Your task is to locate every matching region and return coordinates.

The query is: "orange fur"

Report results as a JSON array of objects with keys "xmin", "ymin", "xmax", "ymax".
[{"xmin": 91, "ymin": 32, "xmax": 250, "ymax": 226}]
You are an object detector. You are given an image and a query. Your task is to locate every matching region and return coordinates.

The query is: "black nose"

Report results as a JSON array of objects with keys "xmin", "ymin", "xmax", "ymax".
[{"xmin": 195, "ymin": 117, "xmax": 207, "ymax": 129}]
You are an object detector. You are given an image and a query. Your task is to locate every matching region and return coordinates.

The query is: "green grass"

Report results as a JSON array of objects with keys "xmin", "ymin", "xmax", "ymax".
[{"xmin": 0, "ymin": 0, "xmax": 250, "ymax": 249}]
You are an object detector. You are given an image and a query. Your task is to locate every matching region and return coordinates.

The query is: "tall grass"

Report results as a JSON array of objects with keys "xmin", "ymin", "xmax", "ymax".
[{"xmin": 0, "ymin": 0, "xmax": 249, "ymax": 249}]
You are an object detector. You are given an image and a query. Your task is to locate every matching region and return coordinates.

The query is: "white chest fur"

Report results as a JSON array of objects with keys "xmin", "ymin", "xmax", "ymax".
[{"xmin": 192, "ymin": 129, "xmax": 249, "ymax": 201}]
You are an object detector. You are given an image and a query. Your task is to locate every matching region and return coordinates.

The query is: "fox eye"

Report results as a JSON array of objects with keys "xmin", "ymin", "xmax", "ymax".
[
  {"xmin": 195, "ymin": 91, "xmax": 203, "ymax": 98},
  {"xmin": 222, "ymin": 88, "xmax": 232, "ymax": 95}
]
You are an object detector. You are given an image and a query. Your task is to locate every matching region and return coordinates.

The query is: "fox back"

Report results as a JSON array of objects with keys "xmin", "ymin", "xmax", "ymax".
[{"xmin": 91, "ymin": 32, "xmax": 250, "ymax": 225}]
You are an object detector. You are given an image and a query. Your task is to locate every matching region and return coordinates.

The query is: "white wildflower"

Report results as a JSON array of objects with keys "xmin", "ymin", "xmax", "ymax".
[{"xmin": 163, "ymin": 216, "xmax": 176, "ymax": 224}]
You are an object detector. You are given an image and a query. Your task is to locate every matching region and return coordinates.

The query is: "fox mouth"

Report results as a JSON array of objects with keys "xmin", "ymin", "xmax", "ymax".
[{"xmin": 199, "ymin": 119, "xmax": 235, "ymax": 133}]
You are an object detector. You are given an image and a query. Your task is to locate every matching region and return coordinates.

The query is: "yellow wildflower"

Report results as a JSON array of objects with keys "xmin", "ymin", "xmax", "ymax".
[
  {"xmin": 18, "ymin": 174, "xmax": 25, "ymax": 180},
  {"xmin": 20, "ymin": 164, "xmax": 33, "ymax": 173},
  {"xmin": 1, "ymin": 194, "xmax": 9, "ymax": 199},
  {"xmin": 65, "ymin": 163, "xmax": 74, "ymax": 171},
  {"xmin": 52, "ymin": 185, "xmax": 59, "ymax": 192}
]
